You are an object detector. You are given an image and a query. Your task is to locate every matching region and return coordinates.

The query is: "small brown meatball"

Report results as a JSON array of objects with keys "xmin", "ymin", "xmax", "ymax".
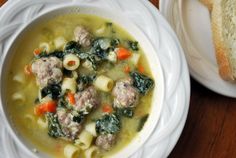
[
  {"xmin": 74, "ymin": 26, "xmax": 92, "ymax": 47},
  {"xmin": 95, "ymin": 134, "xmax": 116, "ymax": 150},
  {"xmin": 74, "ymin": 86, "xmax": 99, "ymax": 114},
  {"xmin": 112, "ymin": 78, "xmax": 139, "ymax": 108},
  {"xmin": 31, "ymin": 57, "xmax": 63, "ymax": 88},
  {"xmin": 57, "ymin": 108, "xmax": 82, "ymax": 140}
]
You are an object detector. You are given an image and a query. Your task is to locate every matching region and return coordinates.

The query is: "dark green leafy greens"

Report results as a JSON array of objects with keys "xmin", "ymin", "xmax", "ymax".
[
  {"xmin": 130, "ymin": 71, "xmax": 154, "ymax": 95},
  {"xmin": 46, "ymin": 113, "xmax": 64, "ymax": 138},
  {"xmin": 128, "ymin": 41, "xmax": 139, "ymax": 51},
  {"xmin": 116, "ymin": 107, "xmax": 134, "ymax": 118},
  {"xmin": 41, "ymin": 84, "xmax": 61, "ymax": 100},
  {"xmin": 77, "ymin": 74, "xmax": 96, "ymax": 91},
  {"xmin": 137, "ymin": 114, "xmax": 149, "ymax": 132},
  {"xmin": 96, "ymin": 114, "xmax": 121, "ymax": 135}
]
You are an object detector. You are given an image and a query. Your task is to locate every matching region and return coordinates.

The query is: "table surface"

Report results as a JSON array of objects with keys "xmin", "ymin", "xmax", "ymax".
[{"xmin": 1, "ymin": 0, "xmax": 236, "ymax": 157}]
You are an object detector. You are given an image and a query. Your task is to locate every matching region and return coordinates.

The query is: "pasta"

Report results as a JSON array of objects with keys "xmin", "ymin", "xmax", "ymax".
[
  {"xmin": 85, "ymin": 146, "xmax": 100, "ymax": 158},
  {"xmin": 54, "ymin": 36, "xmax": 67, "ymax": 49},
  {"xmin": 63, "ymin": 54, "xmax": 80, "ymax": 71},
  {"xmin": 75, "ymin": 130, "xmax": 94, "ymax": 150},
  {"xmin": 85, "ymin": 122, "xmax": 97, "ymax": 137},
  {"xmin": 61, "ymin": 78, "xmax": 77, "ymax": 93},
  {"xmin": 93, "ymin": 75, "xmax": 114, "ymax": 92},
  {"xmin": 129, "ymin": 53, "xmax": 141, "ymax": 66},
  {"xmin": 12, "ymin": 92, "xmax": 26, "ymax": 103},
  {"xmin": 64, "ymin": 144, "xmax": 80, "ymax": 158},
  {"xmin": 13, "ymin": 73, "xmax": 25, "ymax": 84},
  {"xmin": 37, "ymin": 117, "xmax": 48, "ymax": 129},
  {"xmin": 39, "ymin": 42, "xmax": 50, "ymax": 52}
]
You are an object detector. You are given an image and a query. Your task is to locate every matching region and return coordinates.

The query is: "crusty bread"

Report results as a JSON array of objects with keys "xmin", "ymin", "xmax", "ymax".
[{"xmin": 201, "ymin": 0, "xmax": 236, "ymax": 81}]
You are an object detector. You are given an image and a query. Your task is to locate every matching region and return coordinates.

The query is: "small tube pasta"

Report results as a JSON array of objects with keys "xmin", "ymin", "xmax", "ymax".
[
  {"xmin": 93, "ymin": 75, "xmax": 114, "ymax": 92},
  {"xmin": 13, "ymin": 73, "xmax": 25, "ymax": 84},
  {"xmin": 85, "ymin": 146, "xmax": 100, "ymax": 158},
  {"xmin": 63, "ymin": 54, "xmax": 80, "ymax": 71},
  {"xmin": 39, "ymin": 42, "xmax": 50, "ymax": 52},
  {"xmin": 37, "ymin": 117, "xmax": 48, "ymax": 129},
  {"xmin": 85, "ymin": 122, "xmax": 97, "ymax": 137},
  {"xmin": 54, "ymin": 36, "xmax": 67, "ymax": 49},
  {"xmin": 61, "ymin": 78, "xmax": 77, "ymax": 93},
  {"xmin": 129, "ymin": 53, "xmax": 141, "ymax": 66},
  {"xmin": 75, "ymin": 130, "xmax": 94, "ymax": 150},
  {"xmin": 64, "ymin": 144, "xmax": 80, "ymax": 158},
  {"xmin": 12, "ymin": 92, "xmax": 26, "ymax": 103}
]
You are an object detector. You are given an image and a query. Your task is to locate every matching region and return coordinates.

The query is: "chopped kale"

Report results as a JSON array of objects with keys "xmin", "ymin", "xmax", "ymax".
[
  {"xmin": 111, "ymin": 38, "xmax": 120, "ymax": 49},
  {"xmin": 48, "ymin": 50, "xmax": 65, "ymax": 59},
  {"xmin": 41, "ymin": 84, "xmax": 61, "ymax": 100},
  {"xmin": 130, "ymin": 71, "xmax": 154, "ymax": 95},
  {"xmin": 128, "ymin": 41, "xmax": 139, "ymax": 51},
  {"xmin": 116, "ymin": 107, "xmax": 134, "ymax": 118},
  {"xmin": 46, "ymin": 113, "xmax": 64, "ymax": 138},
  {"xmin": 64, "ymin": 41, "xmax": 80, "ymax": 51},
  {"xmin": 34, "ymin": 98, "xmax": 40, "ymax": 104},
  {"xmin": 137, "ymin": 114, "xmax": 149, "ymax": 132},
  {"xmin": 62, "ymin": 69, "xmax": 73, "ymax": 78},
  {"xmin": 72, "ymin": 113, "xmax": 85, "ymax": 124},
  {"xmin": 77, "ymin": 74, "xmax": 96, "ymax": 91},
  {"xmin": 96, "ymin": 114, "xmax": 120, "ymax": 135}
]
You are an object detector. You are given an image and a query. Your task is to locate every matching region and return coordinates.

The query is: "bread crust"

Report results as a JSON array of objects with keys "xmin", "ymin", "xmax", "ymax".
[{"xmin": 211, "ymin": 0, "xmax": 235, "ymax": 81}]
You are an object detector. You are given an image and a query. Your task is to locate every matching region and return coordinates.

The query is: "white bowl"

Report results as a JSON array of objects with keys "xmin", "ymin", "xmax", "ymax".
[{"xmin": 0, "ymin": 4, "xmax": 164, "ymax": 158}]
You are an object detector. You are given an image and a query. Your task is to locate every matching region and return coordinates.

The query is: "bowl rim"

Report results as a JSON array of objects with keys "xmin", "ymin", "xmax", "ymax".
[{"xmin": 0, "ymin": 3, "xmax": 165, "ymax": 158}]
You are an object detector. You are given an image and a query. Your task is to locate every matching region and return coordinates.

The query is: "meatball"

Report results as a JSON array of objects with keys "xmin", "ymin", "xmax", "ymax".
[
  {"xmin": 31, "ymin": 57, "xmax": 63, "ymax": 88},
  {"xmin": 74, "ymin": 26, "xmax": 92, "ymax": 47},
  {"xmin": 57, "ymin": 108, "xmax": 82, "ymax": 140},
  {"xmin": 112, "ymin": 78, "xmax": 139, "ymax": 108},
  {"xmin": 74, "ymin": 86, "xmax": 99, "ymax": 114},
  {"xmin": 95, "ymin": 134, "xmax": 116, "ymax": 150}
]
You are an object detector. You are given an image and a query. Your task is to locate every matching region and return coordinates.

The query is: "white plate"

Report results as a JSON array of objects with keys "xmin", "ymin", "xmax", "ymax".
[
  {"xmin": 0, "ymin": 0, "xmax": 190, "ymax": 158},
  {"xmin": 160, "ymin": 0, "xmax": 236, "ymax": 98}
]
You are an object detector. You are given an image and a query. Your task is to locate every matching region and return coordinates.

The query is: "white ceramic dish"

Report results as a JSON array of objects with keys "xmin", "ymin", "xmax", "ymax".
[
  {"xmin": 0, "ymin": 0, "xmax": 190, "ymax": 158},
  {"xmin": 161, "ymin": 0, "xmax": 236, "ymax": 98}
]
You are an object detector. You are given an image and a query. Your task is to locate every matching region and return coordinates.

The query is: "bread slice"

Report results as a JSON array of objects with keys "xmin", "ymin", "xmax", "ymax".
[{"xmin": 201, "ymin": 0, "xmax": 236, "ymax": 81}]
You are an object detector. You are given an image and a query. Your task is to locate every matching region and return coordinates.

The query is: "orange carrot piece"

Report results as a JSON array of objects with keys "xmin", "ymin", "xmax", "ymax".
[
  {"xmin": 34, "ymin": 101, "xmax": 57, "ymax": 116},
  {"xmin": 33, "ymin": 48, "xmax": 41, "ymax": 56},
  {"xmin": 24, "ymin": 64, "xmax": 32, "ymax": 75},
  {"xmin": 102, "ymin": 104, "xmax": 113, "ymax": 113},
  {"xmin": 138, "ymin": 64, "xmax": 145, "ymax": 73},
  {"xmin": 117, "ymin": 47, "xmax": 132, "ymax": 60},
  {"xmin": 67, "ymin": 92, "xmax": 76, "ymax": 105},
  {"xmin": 124, "ymin": 65, "xmax": 131, "ymax": 73},
  {"xmin": 68, "ymin": 61, "xmax": 76, "ymax": 66}
]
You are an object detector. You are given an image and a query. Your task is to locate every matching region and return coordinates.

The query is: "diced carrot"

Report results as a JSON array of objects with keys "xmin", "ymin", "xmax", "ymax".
[
  {"xmin": 138, "ymin": 64, "xmax": 145, "ymax": 73},
  {"xmin": 68, "ymin": 60, "xmax": 76, "ymax": 66},
  {"xmin": 124, "ymin": 65, "xmax": 131, "ymax": 73},
  {"xmin": 67, "ymin": 92, "xmax": 76, "ymax": 105},
  {"xmin": 34, "ymin": 101, "xmax": 57, "ymax": 116},
  {"xmin": 33, "ymin": 48, "xmax": 41, "ymax": 56},
  {"xmin": 102, "ymin": 104, "xmax": 113, "ymax": 113},
  {"xmin": 24, "ymin": 64, "xmax": 32, "ymax": 75},
  {"xmin": 116, "ymin": 47, "xmax": 132, "ymax": 60}
]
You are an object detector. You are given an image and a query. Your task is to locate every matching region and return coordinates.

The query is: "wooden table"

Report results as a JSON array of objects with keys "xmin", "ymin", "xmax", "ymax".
[{"xmin": 1, "ymin": 0, "xmax": 236, "ymax": 157}]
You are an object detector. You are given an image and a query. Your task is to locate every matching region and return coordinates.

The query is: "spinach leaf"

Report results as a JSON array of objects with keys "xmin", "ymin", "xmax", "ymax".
[
  {"xmin": 96, "ymin": 114, "xmax": 120, "ymax": 135},
  {"xmin": 111, "ymin": 38, "xmax": 120, "ymax": 49},
  {"xmin": 116, "ymin": 107, "xmax": 134, "ymax": 118},
  {"xmin": 137, "ymin": 114, "xmax": 149, "ymax": 132},
  {"xmin": 46, "ymin": 113, "xmax": 64, "ymax": 138},
  {"xmin": 64, "ymin": 41, "xmax": 80, "ymax": 51},
  {"xmin": 128, "ymin": 41, "xmax": 139, "ymax": 51},
  {"xmin": 72, "ymin": 112, "xmax": 85, "ymax": 124},
  {"xmin": 77, "ymin": 74, "xmax": 96, "ymax": 91},
  {"xmin": 48, "ymin": 50, "xmax": 65, "ymax": 59},
  {"xmin": 130, "ymin": 71, "xmax": 154, "ymax": 95},
  {"xmin": 41, "ymin": 84, "xmax": 61, "ymax": 100}
]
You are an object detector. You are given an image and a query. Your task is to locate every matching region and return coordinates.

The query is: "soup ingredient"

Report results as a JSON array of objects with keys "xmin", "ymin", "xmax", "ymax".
[
  {"xmin": 95, "ymin": 114, "xmax": 120, "ymax": 135},
  {"xmin": 93, "ymin": 75, "xmax": 114, "ymax": 92},
  {"xmin": 46, "ymin": 112, "xmax": 65, "ymax": 138},
  {"xmin": 124, "ymin": 65, "xmax": 131, "ymax": 73},
  {"xmin": 54, "ymin": 36, "xmax": 67, "ymax": 49},
  {"xmin": 74, "ymin": 86, "xmax": 99, "ymax": 113},
  {"xmin": 107, "ymin": 51, "xmax": 117, "ymax": 63},
  {"xmin": 112, "ymin": 78, "xmax": 139, "ymax": 108},
  {"xmin": 95, "ymin": 134, "xmax": 116, "ymax": 151},
  {"xmin": 137, "ymin": 114, "xmax": 149, "ymax": 132},
  {"xmin": 116, "ymin": 107, "xmax": 134, "ymax": 118},
  {"xmin": 102, "ymin": 104, "xmax": 113, "ymax": 114},
  {"xmin": 33, "ymin": 48, "xmax": 42, "ymax": 56},
  {"xmin": 63, "ymin": 54, "xmax": 80, "ymax": 71},
  {"xmin": 138, "ymin": 64, "xmax": 145, "ymax": 73},
  {"xmin": 130, "ymin": 71, "xmax": 154, "ymax": 95},
  {"xmin": 77, "ymin": 74, "xmax": 96, "ymax": 91},
  {"xmin": 39, "ymin": 42, "xmax": 50, "ymax": 52},
  {"xmin": 128, "ymin": 41, "xmax": 139, "ymax": 51},
  {"xmin": 31, "ymin": 57, "xmax": 63, "ymax": 88},
  {"xmin": 67, "ymin": 92, "xmax": 76, "ymax": 105},
  {"xmin": 116, "ymin": 47, "xmax": 132, "ymax": 60},
  {"xmin": 34, "ymin": 100, "xmax": 57, "ymax": 116},
  {"xmin": 41, "ymin": 83, "xmax": 61, "ymax": 100},
  {"xmin": 57, "ymin": 108, "xmax": 82, "ymax": 140},
  {"xmin": 24, "ymin": 64, "xmax": 32, "ymax": 75},
  {"xmin": 61, "ymin": 78, "xmax": 77, "ymax": 94},
  {"xmin": 74, "ymin": 26, "xmax": 92, "ymax": 47}
]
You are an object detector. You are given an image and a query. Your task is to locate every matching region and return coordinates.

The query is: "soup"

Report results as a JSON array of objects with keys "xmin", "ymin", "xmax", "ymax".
[{"xmin": 6, "ymin": 14, "xmax": 155, "ymax": 158}]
